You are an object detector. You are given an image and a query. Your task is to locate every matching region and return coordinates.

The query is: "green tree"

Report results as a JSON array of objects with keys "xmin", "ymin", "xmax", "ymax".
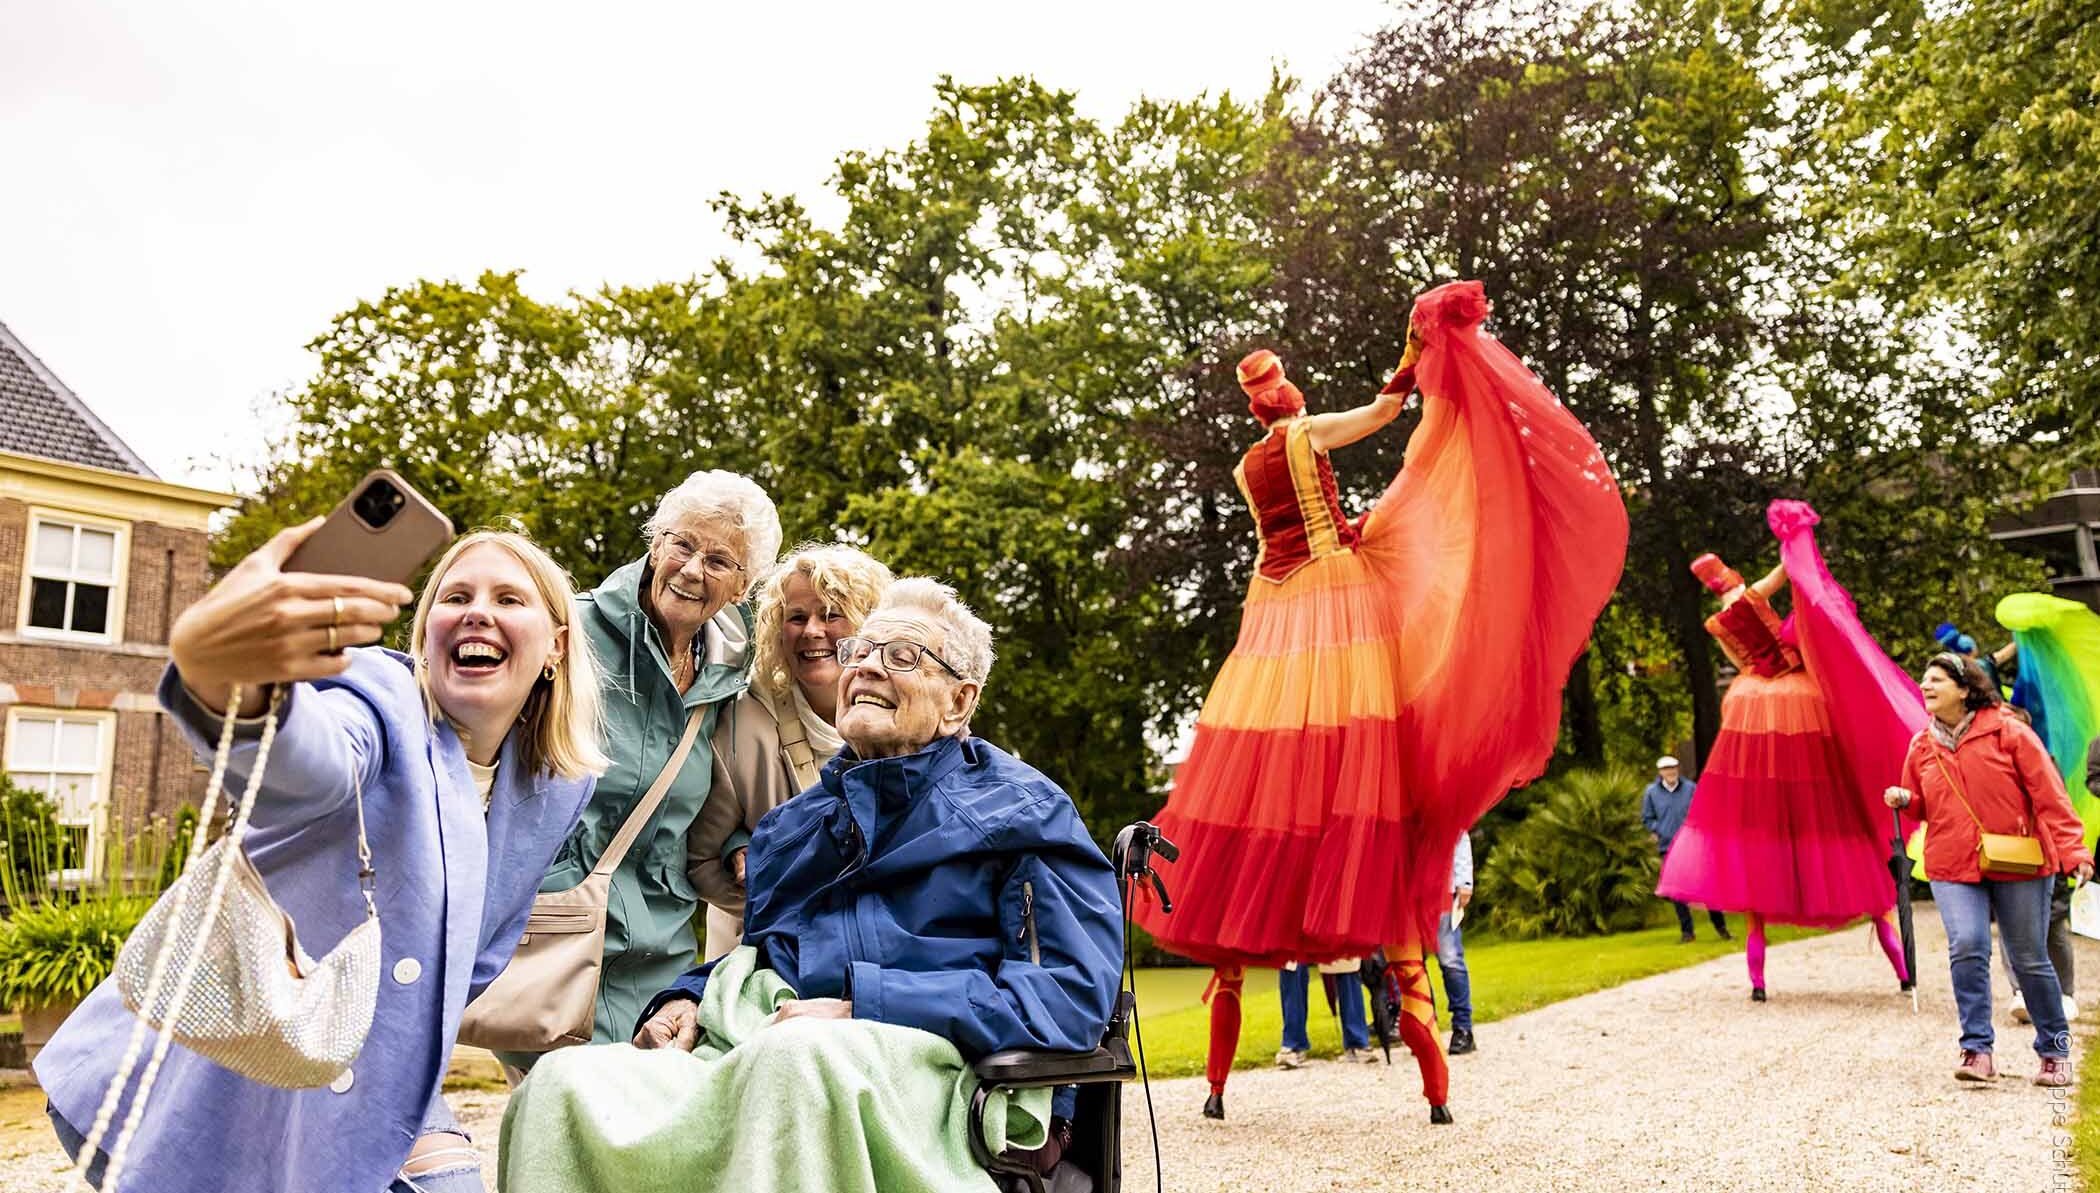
[
  {"xmin": 1812, "ymin": 0, "xmax": 2100, "ymax": 458},
  {"xmin": 220, "ymin": 273, "xmax": 765, "ymax": 593}
]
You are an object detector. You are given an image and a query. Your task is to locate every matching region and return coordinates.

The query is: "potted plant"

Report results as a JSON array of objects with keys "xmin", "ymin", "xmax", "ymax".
[
  {"xmin": 0, "ymin": 897, "xmax": 154, "ymax": 1060},
  {"xmin": 0, "ymin": 782, "xmax": 180, "ymax": 1063}
]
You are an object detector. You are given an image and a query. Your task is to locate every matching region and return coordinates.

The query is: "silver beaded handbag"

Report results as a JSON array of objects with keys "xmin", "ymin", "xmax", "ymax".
[
  {"xmin": 115, "ymin": 802, "xmax": 382, "ymax": 1088},
  {"xmin": 113, "ymin": 688, "xmax": 383, "ymax": 1088}
]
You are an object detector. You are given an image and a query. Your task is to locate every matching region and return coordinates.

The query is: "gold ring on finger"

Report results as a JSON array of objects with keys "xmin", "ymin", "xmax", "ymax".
[
  {"xmin": 332, "ymin": 595, "xmax": 345, "ymax": 626},
  {"xmin": 327, "ymin": 623, "xmax": 339, "ymax": 653}
]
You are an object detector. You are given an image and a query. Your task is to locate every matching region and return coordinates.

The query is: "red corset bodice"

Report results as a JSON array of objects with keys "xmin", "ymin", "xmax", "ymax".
[
  {"xmin": 1706, "ymin": 590, "xmax": 1802, "ymax": 677},
  {"xmin": 1235, "ymin": 422, "xmax": 1360, "ymax": 582}
]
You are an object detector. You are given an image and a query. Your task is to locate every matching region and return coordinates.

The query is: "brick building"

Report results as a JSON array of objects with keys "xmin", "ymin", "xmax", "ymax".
[
  {"xmin": 0, "ymin": 318, "xmax": 236, "ymax": 870},
  {"xmin": 1989, "ymin": 468, "xmax": 2100, "ymax": 614}
]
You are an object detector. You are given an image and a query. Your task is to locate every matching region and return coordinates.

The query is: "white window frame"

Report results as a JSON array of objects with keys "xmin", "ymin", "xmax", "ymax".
[
  {"xmin": 16, "ymin": 507, "xmax": 129, "ymax": 645},
  {"xmin": 3, "ymin": 706, "xmax": 116, "ymax": 879}
]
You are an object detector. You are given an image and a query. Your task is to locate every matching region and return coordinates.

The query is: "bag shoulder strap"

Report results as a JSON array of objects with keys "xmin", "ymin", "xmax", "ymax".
[
  {"xmin": 1932, "ymin": 746, "xmax": 2031, "ymax": 837},
  {"xmin": 592, "ymin": 705, "xmax": 707, "ymax": 879},
  {"xmin": 771, "ymin": 693, "xmax": 819, "ymax": 775},
  {"xmin": 1930, "ymin": 749, "xmax": 1987, "ymax": 833}
]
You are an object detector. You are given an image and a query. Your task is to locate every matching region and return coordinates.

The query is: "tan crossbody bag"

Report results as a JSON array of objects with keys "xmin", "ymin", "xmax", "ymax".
[
  {"xmin": 460, "ymin": 705, "xmax": 707, "ymax": 1052},
  {"xmin": 1932, "ymin": 750, "xmax": 2048, "ymax": 880}
]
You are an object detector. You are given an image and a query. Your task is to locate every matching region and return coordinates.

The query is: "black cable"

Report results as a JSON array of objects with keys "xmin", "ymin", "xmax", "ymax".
[{"xmin": 1121, "ymin": 877, "xmax": 1165, "ymax": 1193}]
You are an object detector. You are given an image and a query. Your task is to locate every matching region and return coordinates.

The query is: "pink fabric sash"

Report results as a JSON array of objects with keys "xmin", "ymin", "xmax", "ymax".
[{"xmin": 1768, "ymin": 499, "xmax": 1926, "ymax": 830}]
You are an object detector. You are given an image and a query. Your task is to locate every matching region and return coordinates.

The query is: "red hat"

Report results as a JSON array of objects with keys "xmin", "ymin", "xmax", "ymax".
[
  {"xmin": 1238, "ymin": 349, "xmax": 1305, "ymax": 424},
  {"xmin": 1689, "ymin": 553, "xmax": 1745, "ymax": 595}
]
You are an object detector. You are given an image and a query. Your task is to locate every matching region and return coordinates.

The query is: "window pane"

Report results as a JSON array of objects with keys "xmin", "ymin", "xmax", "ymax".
[
  {"xmin": 32, "ymin": 522, "xmax": 71, "ymax": 570},
  {"xmin": 70, "ymin": 583, "xmax": 110, "ymax": 635},
  {"xmin": 61, "ymin": 824, "xmax": 90, "ymax": 869},
  {"xmin": 9, "ymin": 718, "xmax": 57, "ymax": 767},
  {"xmin": 75, "ymin": 528, "xmax": 117, "ymax": 579},
  {"xmin": 28, "ymin": 577, "xmax": 68, "ymax": 629},
  {"xmin": 5, "ymin": 771, "xmax": 51, "ymax": 797},
  {"xmin": 57, "ymin": 720, "xmax": 100, "ymax": 769},
  {"xmin": 49, "ymin": 772, "xmax": 97, "ymax": 822}
]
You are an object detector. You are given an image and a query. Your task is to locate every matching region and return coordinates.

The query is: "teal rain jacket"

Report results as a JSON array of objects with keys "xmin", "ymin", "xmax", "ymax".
[{"xmin": 541, "ymin": 554, "xmax": 754, "ymax": 1043}]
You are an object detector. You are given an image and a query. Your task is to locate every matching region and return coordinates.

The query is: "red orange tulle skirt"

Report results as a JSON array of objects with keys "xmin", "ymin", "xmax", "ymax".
[
  {"xmin": 1656, "ymin": 669, "xmax": 1896, "ymax": 926},
  {"xmin": 1140, "ymin": 545, "xmax": 1433, "ymax": 968}
]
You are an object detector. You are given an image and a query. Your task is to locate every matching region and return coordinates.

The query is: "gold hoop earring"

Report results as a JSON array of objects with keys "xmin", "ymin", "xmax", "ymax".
[{"xmin": 542, "ymin": 662, "xmax": 557, "ymax": 682}]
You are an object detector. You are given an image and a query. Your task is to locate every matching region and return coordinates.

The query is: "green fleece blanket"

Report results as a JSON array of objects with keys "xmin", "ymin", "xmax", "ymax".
[{"xmin": 499, "ymin": 946, "xmax": 1050, "ymax": 1193}]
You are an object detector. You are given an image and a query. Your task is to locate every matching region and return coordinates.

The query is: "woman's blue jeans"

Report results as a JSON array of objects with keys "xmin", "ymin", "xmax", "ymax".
[
  {"xmin": 1931, "ymin": 875, "xmax": 2070, "ymax": 1058},
  {"xmin": 1279, "ymin": 966, "xmax": 1371, "ymax": 1051}
]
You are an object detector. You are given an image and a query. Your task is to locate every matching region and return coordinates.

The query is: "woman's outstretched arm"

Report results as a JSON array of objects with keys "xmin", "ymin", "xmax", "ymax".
[
  {"xmin": 1305, "ymin": 389, "xmax": 1410, "ymax": 453},
  {"xmin": 1306, "ymin": 330, "xmax": 1424, "ymax": 454},
  {"xmin": 1750, "ymin": 563, "xmax": 1788, "ymax": 598}
]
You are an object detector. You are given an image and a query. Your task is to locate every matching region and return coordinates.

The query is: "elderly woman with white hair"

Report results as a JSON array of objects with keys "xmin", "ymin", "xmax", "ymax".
[
  {"xmin": 502, "ymin": 578, "xmax": 1124, "ymax": 1193},
  {"xmin": 503, "ymin": 470, "xmax": 782, "ymax": 1065}
]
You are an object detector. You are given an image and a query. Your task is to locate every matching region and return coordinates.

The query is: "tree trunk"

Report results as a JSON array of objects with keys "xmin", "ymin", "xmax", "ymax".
[
  {"xmin": 1675, "ymin": 563, "xmax": 1722, "ymax": 764},
  {"xmin": 1628, "ymin": 295, "xmax": 1723, "ymax": 762},
  {"xmin": 1565, "ymin": 647, "xmax": 1606, "ymax": 768}
]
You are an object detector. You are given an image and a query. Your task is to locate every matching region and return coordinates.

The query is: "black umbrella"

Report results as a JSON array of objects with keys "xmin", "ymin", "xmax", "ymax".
[
  {"xmin": 1890, "ymin": 807, "xmax": 1918, "ymax": 1012},
  {"xmin": 1360, "ymin": 954, "xmax": 1396, "ymax": 1064}
]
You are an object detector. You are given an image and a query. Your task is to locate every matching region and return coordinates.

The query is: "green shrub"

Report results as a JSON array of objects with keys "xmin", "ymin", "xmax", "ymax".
[
  {"xmin": 0, "ymin": 797, "xmax": 185, "ymax": 1011},
  {"xmin": 0, "ymin": 895, "xmax": 152, "ymax": 1008},
  {"xmin": 1478, "ymin": 765, "xmax": 1659, "ymax": 939}
]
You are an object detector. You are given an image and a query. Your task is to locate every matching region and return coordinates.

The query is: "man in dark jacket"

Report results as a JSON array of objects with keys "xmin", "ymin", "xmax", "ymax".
[{"xmin": 1642, "ymin": 756, "xmax": 1730, "ymax": 943}]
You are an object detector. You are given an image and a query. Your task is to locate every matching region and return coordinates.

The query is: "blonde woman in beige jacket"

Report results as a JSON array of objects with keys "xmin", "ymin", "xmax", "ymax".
[{"xmin": 689, "ymin": 544, "xmax": 895, "ymax": 959}]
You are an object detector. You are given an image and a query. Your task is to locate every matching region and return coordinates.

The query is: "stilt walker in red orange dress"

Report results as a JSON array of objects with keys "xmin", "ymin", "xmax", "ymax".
[{"xmin": 1135, "ymin": 282, "xmax": 1628, "ymax": 1124}]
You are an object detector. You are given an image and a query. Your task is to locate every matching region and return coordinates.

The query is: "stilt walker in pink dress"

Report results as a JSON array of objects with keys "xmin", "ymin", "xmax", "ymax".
[{"xmin": 1660, "ymin": 500, "xmax": 1920, "ymax": 1000}]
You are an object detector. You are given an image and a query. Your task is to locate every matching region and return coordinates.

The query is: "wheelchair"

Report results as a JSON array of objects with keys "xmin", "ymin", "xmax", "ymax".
[
  {"xmin": 967, "ymin": 821, "xmax": 1171, "ymax": 1193},
  {"xmin": 968, "ymin": 989, "xmax": 1136, "ymax": 1193}
]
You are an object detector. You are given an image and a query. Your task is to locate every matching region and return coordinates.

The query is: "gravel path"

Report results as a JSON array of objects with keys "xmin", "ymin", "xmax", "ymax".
[
  {"xmin": 0, "ymin": 919, "xmax": 2084, "ymax": 1191},
  {"xmin": 1113, "ymin": 918, "xmax": 2090, "ymax": 1192}
]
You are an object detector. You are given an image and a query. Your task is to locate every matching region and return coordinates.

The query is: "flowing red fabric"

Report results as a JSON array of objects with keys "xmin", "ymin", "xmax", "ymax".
[
  {"xmin": 1136, "ymin": 281, "xmax": 1629, "ymax": 965},
  {"xmin": 1768, "ymin": 499, "xmax": 1928, "ymax": 831}
]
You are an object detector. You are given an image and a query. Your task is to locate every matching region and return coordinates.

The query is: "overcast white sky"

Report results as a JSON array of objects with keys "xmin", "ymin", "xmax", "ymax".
[{"xmin": 1, "ymin": 0, "xmax": 1395, "ymax": 492}]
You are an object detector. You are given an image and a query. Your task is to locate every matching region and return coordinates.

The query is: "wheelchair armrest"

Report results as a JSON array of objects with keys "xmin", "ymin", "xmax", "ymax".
[{"xmin": 973, "ymin": 1039, "xmax": 1132, "ymax": 1087}]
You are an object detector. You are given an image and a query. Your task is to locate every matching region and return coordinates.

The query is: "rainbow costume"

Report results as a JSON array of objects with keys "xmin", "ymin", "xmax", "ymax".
[
  {"xmin": 1661, "ymin": 501, "xmax": 1916, "ymax": 997},
  {"xmin": 1996, "ymin": 592, "xmax": 2100, "ymax": 849},
  {"xmin": 1135, "ymin": 282, "xmax": 1627, "ymax": 1121}
]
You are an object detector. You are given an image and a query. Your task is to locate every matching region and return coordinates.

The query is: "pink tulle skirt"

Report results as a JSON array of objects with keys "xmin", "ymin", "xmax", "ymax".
[{"xmin": 1657, "ymin": 669, "xmax": 1896, "ymax": 926}]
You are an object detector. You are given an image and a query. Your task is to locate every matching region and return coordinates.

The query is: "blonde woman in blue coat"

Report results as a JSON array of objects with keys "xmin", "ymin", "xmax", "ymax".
[{"xmin": 36, "ymin": 523, "xmax": 605, "ymax": 1193}]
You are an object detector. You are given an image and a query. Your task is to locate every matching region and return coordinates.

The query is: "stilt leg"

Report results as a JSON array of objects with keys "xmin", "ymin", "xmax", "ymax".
[
  {"xmin": 1388, "ymin": 942, "xmax": 1450, "ymax": 1120},
  {"xmin": 1872, "ymin": 912, "xmax": 1910, "ymax": 985},
  {"xmin": 1747, "ymin": 914, "xmax": 1767, "ymax": 1000},
  {"xmin": 1202, "ymin": 967, "xmax": 1243, "ymax": 1118}
]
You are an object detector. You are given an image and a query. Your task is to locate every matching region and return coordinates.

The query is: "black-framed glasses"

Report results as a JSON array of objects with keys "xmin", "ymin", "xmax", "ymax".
[
  {"xmin": 836, "ymin": 636, "xmax": 965, "ymax": 680},
  {"xmin": 657, "ymin": 531, "xmax": 745, "ymax": 580}
]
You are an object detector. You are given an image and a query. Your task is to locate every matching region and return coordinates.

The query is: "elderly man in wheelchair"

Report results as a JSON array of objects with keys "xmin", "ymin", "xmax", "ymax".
[{"xmin": 502, "ymin": 578, "xmax": 1128, "ymax": 1193}]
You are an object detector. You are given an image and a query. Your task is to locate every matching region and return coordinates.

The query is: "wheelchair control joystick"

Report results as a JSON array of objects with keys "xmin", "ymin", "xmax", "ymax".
[{"xmin": 1112, "ymin": 821, "xmax": 1177, "ymax": 915}]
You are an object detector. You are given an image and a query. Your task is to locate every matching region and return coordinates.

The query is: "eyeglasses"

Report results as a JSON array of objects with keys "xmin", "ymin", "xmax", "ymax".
[
  {"xmin": 836, "ymin": 636, "xmax": 965, "ymax": 680},
  {"xmin": 657, "ymin": 532, "xmax": 745, "ymax": 580}
]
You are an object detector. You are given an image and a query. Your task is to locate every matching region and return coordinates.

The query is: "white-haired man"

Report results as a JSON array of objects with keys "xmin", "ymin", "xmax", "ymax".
[
  {"xmin": 1642, "ymin": 755, "xmax": 1730, "ymax": 943},
  {"xmin": 503, "ymin": 579, "xmax": 1123, "ymax": 1192}
]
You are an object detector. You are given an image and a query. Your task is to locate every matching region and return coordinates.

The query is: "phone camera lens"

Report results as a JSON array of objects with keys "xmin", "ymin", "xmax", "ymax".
[{"xmin": 353, "ymin": 478, "xmax": 405, "ymax": 529}]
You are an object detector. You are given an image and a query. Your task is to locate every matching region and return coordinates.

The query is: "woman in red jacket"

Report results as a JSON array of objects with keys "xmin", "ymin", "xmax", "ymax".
[{"xmin": 1885, "ymin": 652, "xmax": 2093, "ymax": 1087}]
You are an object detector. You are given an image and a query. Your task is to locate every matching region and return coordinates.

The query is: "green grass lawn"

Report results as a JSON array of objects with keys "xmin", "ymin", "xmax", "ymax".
[{"xmin": 1122, "ymin": 916, "xmax": 1818, "ymax": 1079}]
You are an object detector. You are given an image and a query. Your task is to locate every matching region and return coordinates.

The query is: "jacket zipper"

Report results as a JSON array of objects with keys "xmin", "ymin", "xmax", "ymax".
[
  {"xmin": 1021, "ymin": 880, "xmax": 1040, "ymax": 965},
  {"xmin": 842, "ymin": 817, "xmax": 870, "ymax": 964}
]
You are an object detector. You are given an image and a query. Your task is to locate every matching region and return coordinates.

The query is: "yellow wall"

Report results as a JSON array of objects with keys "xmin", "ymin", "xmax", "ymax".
[{"xmin": 0, "ymin": 451, "xmax": 235, "ymax": 531}]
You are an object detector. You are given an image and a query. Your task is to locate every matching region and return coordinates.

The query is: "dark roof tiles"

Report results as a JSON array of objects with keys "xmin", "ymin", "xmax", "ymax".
[{"xmin": 0, "ymin": 319, "xmax": 155, "ymax": 478}]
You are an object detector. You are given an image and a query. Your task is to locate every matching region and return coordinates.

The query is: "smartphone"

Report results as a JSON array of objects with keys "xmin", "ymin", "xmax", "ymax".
[{"xmin": 282, "ymin": 469, "xmax": 454, "ymax": 587}]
